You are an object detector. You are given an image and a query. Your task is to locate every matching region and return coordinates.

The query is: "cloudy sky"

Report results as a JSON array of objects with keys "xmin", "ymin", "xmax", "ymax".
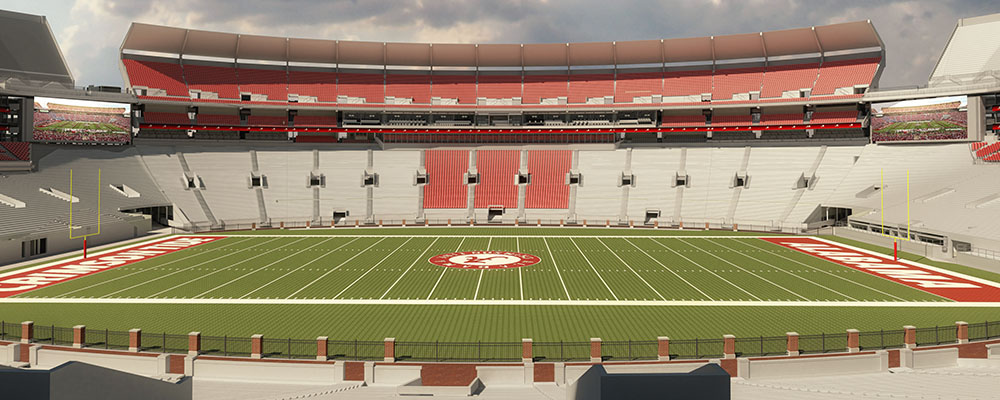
[{"xmin": 1, "ymin": 0, "xmax": 994, "ymax": 88}]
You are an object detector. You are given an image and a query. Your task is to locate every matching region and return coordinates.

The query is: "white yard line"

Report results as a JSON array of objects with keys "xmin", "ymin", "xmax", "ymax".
[
  {"xmin": 517, "ymin": 237, "xmax": 523, "ymax": 301},
  {"xmin": 285, "ymin": 238, "xmax": 387, "ymax": 299},
  {"xmin": 473, "ymin": 237, "xmax": 495, "ymax": 301},
  {"xmin": 543, "ymin": 237, "xmax": 573, "ymax": 301},
  {"xmin": 621, "ymin": 237, "xmax": 713, "ymax": 300},
  {"xmin": 97, "ymin": 238, "xmax": 282, "ymax": 298},
  {"xmin": 711, "ymin": 239, "xmax": 858, "ymax": 301},
  {"xmin": 568, "ymin": 237, "xmax": 619, "ymax": 301},
  {"xmin": 595, "ymin": 238, "xmax": 665, "ymax": 301},
  {"xmin": 426, "ymin": 237, "xmax": 466, "ymax": 300},
  {"xmin": 147, "ymin": 238, "xmax": 309, "ymax": 298},
  {"xmin": 6, "ymin": 297, "xmax": 997, "ymax": 307},
  {"xmin": 333, "ymin": 237, "xmax": 414, "ymax": 299},
  {"xmin": 647, "ymin": 238, "xmax": 762, "ymax": 301},
  {"xmin": 740, "ymin": 239, "xmax": 908, "ymax": 301},
  {"xmin": 52, "ymin": 237, "xmax": 254, "ymax": 298},
  {"xmin": 380, "ymin": 237, "xmax": 440, "ymax": 300},
  {"xmin": 195, "ymin": 238, "xmax": 334, "ymax": 298},
  {"xmin": 240, "ymin": 237, "xmax": 362, "ymax": 299},
  {"xmin": 679, "ymin": 238, "xmax": 808, "ymax": 301}
]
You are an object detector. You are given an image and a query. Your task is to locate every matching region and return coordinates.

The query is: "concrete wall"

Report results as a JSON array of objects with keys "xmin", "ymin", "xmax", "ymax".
[
  {"xmin": 191, "ymin": 358, "xmax": 342, "ymax": 385},
  {"xmin": 904, "ymin": 348, "xmax": 959, "ymax": 369},
  {"xmin": 736, "ymin": 351, "xmax": 888, "ymax": 380},
  {"xmin": 35, "ymin": 348, "xmax": 165, "ymax": 377}
]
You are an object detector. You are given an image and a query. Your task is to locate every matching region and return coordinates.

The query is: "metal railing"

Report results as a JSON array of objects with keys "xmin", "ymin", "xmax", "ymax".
[{"xmin": 3, "ymin": 320, "xmax": 998, "ymax": 362}]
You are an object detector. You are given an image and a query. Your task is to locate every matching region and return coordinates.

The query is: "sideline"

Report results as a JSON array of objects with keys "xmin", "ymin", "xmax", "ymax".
[{"xmin": 0, "ymin": 298, "xmax": 992, "ymax": 307}]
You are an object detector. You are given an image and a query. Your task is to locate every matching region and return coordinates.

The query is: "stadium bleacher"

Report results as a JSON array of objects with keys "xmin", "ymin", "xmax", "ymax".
[
  {"xmin": 663, "ymin": 69, "xmax": 713, "ymax": 97},
  {"xmin": 525, "ymin": 150, "xmax": 571, "ymax": 209},
  {"xmin": 712, "ymin": 67, "xmax": 764, "ymax": 100},
  {"xmin": 183, "ymin": 64, "xmax": 240, "ymax": 99},
  {"xmin": 237, "ymin": 67, "xmax": 288, "ymax": 101},
  {"xmin": 615, "ymin": 71, "xmax": 662, "ymax": 103},
  {"xmin": 423, "ymin": 150, "xmax": 470, "ymax": 208},
  {"xmin": 143, "ymin": 112, "xmax": 190, "ymax": 125},
  {"xmin": 431, "ymin": 74, "xmax": 477, "ymax": 104},
  {"xmin": 0, "ymin": 142, "xmax": 30, "ymax": 161},
  {"xmin": 122, "ymin": 59, "xmax": 189, "ymax": 97},
  {"xmin": 288, "ymin": 70, "xmax": 338, "ymax": 102},
  {"xmin": 812, "ymin": 58, "xmax": 880, "ymax": 95},
  {"xmin": 760, "ymin": 63, "xmax": 819, "ymax": 98},
  {"xmin": 472, "ymin": 149, "xmax": 519, "ymax": 208},
  {"xmin": 523, "ymin": 74, "xmax": 568, "ymax": 104}
]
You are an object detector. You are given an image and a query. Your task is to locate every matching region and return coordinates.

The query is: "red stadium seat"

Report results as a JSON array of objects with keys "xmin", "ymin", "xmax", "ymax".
[
  {"xmin": 144, "ymin": 112, "xmax": 190, "ymax": 125},
  {"xmin": 615, "ymin": 72, "xmax": 662, "ymax": 103},
  {"xmin": 811, "ymin": 111, "xmax": 858, "ymax": 124},
  {"xmin": 813, "ymin": 58, "xmax": 880, "ymax": 95},
  {"xmin": 477, "ymin": 74, "xmax": 521, "ymax": 100},
  {"xmin": 339, "ymin": 72, "xmax": 385, "ymax": 104},
  {"xmin": 288, "ymin": 70, "xmax": 337, "ymax": 102},
  {"xmin": 0, "ymin": 143, "xmax": 30, "ymax": 161},
  {"xmin": 760, "ymin": 113, "xmax": 805, "ymax": 125},
  {"xmin": 238, "ymin": 67, "xmax": 288, "ymax": 101},
  {"xmin": 711, "ymin": 115, "xmax": 753, "ymax": 127},
  {"xmin": 473, "ymin": 150, "xmax": 519, "ymax": 208},
  {"xmin": 293, "ymin": 115, "xmax": 338, "ymax": 127},
  {"xmin": 197, "ymin": 114, "xmax": 240, "ymax": 126},
  {"xmin": 568, "ymin": 73, "xmax": 614, "ymax": 104},
  {"xmin": 122, "ymin": 59, "xmax": 189, "ymax": 97},
  {"xmin": 431, "ymin": 74, "xmax": 477, "ymax": 104},
  {"xmin": 184, "ymin": 64, "xmax": 240, "ymax": 99},
  {"xmin": 386, "ymin": 73, "xmax": 431, "ymax": 104},
  {"xmin": 663, "ymin": 70, "xmax": 712, "ymax": 97},
  {"xmin": 248, "ymin": 116, "xmax": 287, "ymax": 126},
  {"xmin": 523, "ymin": 74, "xmax": 568, "ymax": 104},
  {"xmin": 526, "ymin": 150, "xmax": 571, "ymax": 209},
  {"xmin": 661, "ymin": 114, "xmax": 706, "ymax": 127},
  {"xmin": 712, "ymin": 67, "xmax": 764, "ymax": 100},
  {"xmin": 761, "ymin": 63, "xmax": 819, "ymax": 98},
  {"xmin": 423, "ymin": 150, "xmax": 470, "ymax": 208}
]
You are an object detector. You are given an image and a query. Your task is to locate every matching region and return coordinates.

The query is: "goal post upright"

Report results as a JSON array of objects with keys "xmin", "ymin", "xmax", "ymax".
[{"xmin": 69, "ymin": 169, "xmax": 102, "ymax": 257}]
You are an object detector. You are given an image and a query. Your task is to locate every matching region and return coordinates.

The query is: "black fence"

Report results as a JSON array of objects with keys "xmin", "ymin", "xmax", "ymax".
[{"xmin": 3, "ymin": 320, "xmax": 999, "ymax": 362}]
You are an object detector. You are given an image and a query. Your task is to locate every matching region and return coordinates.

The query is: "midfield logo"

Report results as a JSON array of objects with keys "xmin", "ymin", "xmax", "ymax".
[{"xmin": 428, "ymin": 251, "xmax": 541, "ymax": 269}]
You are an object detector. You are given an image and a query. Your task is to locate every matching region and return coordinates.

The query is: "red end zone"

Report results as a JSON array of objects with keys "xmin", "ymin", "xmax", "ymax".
[
  {"xmin": 762, "ymin": 237, "xmax": 1000, "ymax": 302},
  {"xmin": 0, "ymin": 236, "xmax": 222, "ymax": 297}
]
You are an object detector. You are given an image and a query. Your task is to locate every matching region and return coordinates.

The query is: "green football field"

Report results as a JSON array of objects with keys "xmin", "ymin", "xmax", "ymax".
[
  {"xmin": 2, "ymin": 228, "xmax": 999, "ymax": 346},
  {"xmin": 36, "ymin": 120, "xmax": 127, "ymax": 133},
  {"xmin": 873, "ymin": 120, "xmax": 965, "ymax": 133}
]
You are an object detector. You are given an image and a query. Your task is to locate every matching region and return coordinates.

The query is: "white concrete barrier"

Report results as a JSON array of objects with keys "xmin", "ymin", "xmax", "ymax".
[
  {"xmin": 603, "ymin": 362, "xmax": 709, "ymax": 374},
  {"xmin": 371, "ymin": 364, "xmax": 421, "ymax": 385},
  {"xmin": 737, "ymin": 351, "xmax": 888, "ymax": 380},
  {"xmin": 476, "ymin": 365, "xmax": 527, "ymax": 386},
  {"xmin": 988, "ymin": 343, "xmax": 1000, "ymax": 359},
  {"xmin": 906, "ymin": 348, "xmax": 958, "ymax": 369},
  {"xmin": 0, "ymin": 343, "xmax": 10, "ymax": 366},
  {"xmin": 192, "ymin": 358, "xmax": 340, "ymax": 384},
  {"xmin": 34, "ymin": 348, "xmax": 163, "ymax": 377}
]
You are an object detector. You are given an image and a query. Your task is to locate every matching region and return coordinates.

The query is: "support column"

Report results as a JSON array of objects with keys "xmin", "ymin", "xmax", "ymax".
[
  {"xmin": 956, "ymin": 321, "xmax": 969, "ymax": 344},
  {"xmin": 847, "ymin": 329, "xmax": 860, "ymax": 353},
  {"xmin": 317, "ymin": 336, "xmax": 329, "ymax": 361},
  {"xmin": 251, "ymin": 334, "xmax": 263, "ymax": 359},
  {"xmin": 73, "ymin": 325, "xmax": 86, "ymax": 349},
  {"xmin": 188, "ymin": 332, "xmax": 201, "ymax": 356},
  {"xmin": 21, "ymin": 321, "xmax": 33, "ymax": 344},
  {"xmin": 590, "ymin": 338, "xmax": 602, "ymax": 363},
  {"xmin": 657, "ymin": 337, "xmax": 670, "ymax": 361},
  {"xmin": 129, "ymin": 329, "xmax": 141, "ymax": 352},
  {"xmin": 384, "ymin": 338, "xmax": 395, "ymax": 363},
  {"xmin": 903, "ymin": 326, "xmax": 916, "ymax": 349},
  {"xmin": 786, "ymin": 332, "xmax": 799, "ymax": 356},
  {"xmin": 522, "ymin": 339, "xmax": 533, "ymax": 363},
  {"xmin": 723, "ymin": 335, "xmax": 736, "ymax": 359}
]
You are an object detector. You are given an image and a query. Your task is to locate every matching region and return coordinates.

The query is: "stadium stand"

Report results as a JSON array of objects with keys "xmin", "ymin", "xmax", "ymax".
[
  {"xmin": 476, "ymin": 74, "xmax": 522, "ymax": 100},
  {"xmin": 247, "ymin": 115, "xmax": 287, "ymax": 126},
  {"xmin": 525, "ymin": 150, "xmax": 571, "ymax": 209},
  {"xmin": 0, "ymin": 142, "xmax": 30, "ymax": 161},
  {"xmin": 338, "ymin": 72, "xmax": 385, "ymax": 103},
  {"xmin": 287, "ymin": 70, "xmax": 337, "ymax": 102},
  {"xmin": 712, "ymin": 67, "xmax": 764, "ymax": 100},
  {"xmin": 523, "ymin": 74, "xmax": 568, "ymax": 104},
  {"xmin": 431, "ymin": 74, "xmax": 477, "ymax": 104},
  {"xmin": 473, "ymin": 149, "xmax": 519, "ymax": 208},
  {"xmin": 386, "ymin": 73, "xmax": 431, "ymax": 104},
  {"xmin": 663, "ymin": 69, "xmax": 713, "ymax": 97},
  {"xmin": 568, "ymin": 73, "xmax": 615, "ymax": 103},
  {"xmin": 143, "ymin": 112, "xmax": 190, "ymax": 125},
  {"xmin": 712, "ymin": 115, "xmax": 753, "ymax": 127},
  {"xmin": 760, "ymin": 113, "xmax": 805, "ymax": 125},
  {"xmin": 760, "ymin": 63, "xmax": 819, "ymax": 98},
  {"xmin": 423, "ymin": 150, "xmax": 469, "ymax": 208},
  {"xmin": 661, "ymin": 114, "xmax": 707, "ymax": 127},
  {"xmin": 812, "ymin": 58, "xmax": 880, "ymax": 95},
  {"xmin": 196, "ymin": 114, "xmax": 240, "ymax": 126},
  {"xmin": 293, "ymin": 115, "xmax": 338, "ymax": 127},
  {"xmin": 237, "ymin": 66, "xmax": 288, "ymax": 101},
  {"xmin": 615, "ymin": 71, "xmax": 662, "ymax": 103},
  {"xmin": 183, "ymin": 64, "xmax": 240, "ymax": 99},
  {"xmin": 122, "ymin": 59, "xmax": 189, "ymax": 97},
  {"xmin": 811, "ymin": 111, "xmax": 859, "ymax": 124}
]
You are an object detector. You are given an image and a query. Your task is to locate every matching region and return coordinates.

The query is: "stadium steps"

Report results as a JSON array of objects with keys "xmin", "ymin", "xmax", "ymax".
[
  {"xmin": 673, "ymin": 148, "xmax": 687, "ymax": 222},
  {"xmin": 779, "ymin": 146, "xmax": 826, "ymax": 223},
  {"xmin": 177, "ymin": 152, "xmax": 219, "ymax": 228},
  {"xmin": 249, "ymin": 150, "xmax": 269, "ymax": 225},
  {"xmin": 726, "ymin": 147, "xmax": 752, "ymax": 221}
]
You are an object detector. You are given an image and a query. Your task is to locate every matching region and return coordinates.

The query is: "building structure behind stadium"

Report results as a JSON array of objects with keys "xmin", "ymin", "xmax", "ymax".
[{"xmin": 0, "ymin": 10, "xmax": 999, "ymax": 268}]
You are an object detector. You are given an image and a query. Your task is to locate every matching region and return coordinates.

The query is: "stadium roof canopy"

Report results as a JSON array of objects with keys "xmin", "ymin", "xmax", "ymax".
[
  {"xmin": 120, "ymin": 20, "xmax": 883, "ymax": 67},
  {"xmin": 0, "ymin": 9, "xmax": 73, "ymax": 84},
  {"xmin": 930, "ymin": 13, "xmax": 1000, "ymax": 85}
]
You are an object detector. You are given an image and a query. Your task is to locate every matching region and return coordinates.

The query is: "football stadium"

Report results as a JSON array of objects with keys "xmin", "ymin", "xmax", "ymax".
[{"xmin": 1, "ymin": 5, "xmax": 1000, "ymax": 399}]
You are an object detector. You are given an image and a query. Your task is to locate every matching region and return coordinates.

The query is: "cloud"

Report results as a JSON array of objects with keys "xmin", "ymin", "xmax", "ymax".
[{"xmin": 39, "ymin": 0, "xmax": 997, "ymax": 88}]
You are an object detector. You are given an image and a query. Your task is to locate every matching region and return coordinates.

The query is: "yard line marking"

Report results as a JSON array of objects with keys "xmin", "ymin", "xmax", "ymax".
[
  {"xmin": 147, "ymin": 238, "xmax": 309, "ymax": 298},
  {"xmin": 333, "ymin": 237, "xmax": 414, "ymax": 299},
  {"xmin": 712, "ymin": 239, "xmax": 857, "ymax": 301},
  {"xmin": 543, "ymin": 237, "xmax": 572, "ymax": 301},
  {"xmin": 380, "ymin": 237, "xmax": 440, "ymax": 300},
  {"xmin": 286, "ymin": 237, "xmax": 388, "ymax": 299},
  {"xmin": 195, "ymin": 238, "xmax": 334, "ymax": 298},
  {"xmin": 679, "ymin": 238, "xmax": 808, "ymax": 301},
  {"xmin": 595, "ymin": 238, "xmax": 666, "ymax": 301},
  {"xmin": 427, "ymin": 237, "xmax": 466, "ymax": 300},
  {"xmin": 740, "ymin": 239, "xmax": 906, "ymax": 301},
  {"xmin": 241, "ymin": 237, "xmax": 362, "ymax": 299},
  {"xmin": 621, "ymin": 237, "xmax": 713, "ymax": 300},
  {"xmin": 647, "ymin": 238, "xmax": 761, "ymax": 301},
  {"xmin": 7, "ymin": 298, "xmax": 994, "ymax": 307},
  {"xmin": 568, "ymin": 237, "xmax": 619, "ymax": 301},
  {"xmin": 473, "ymin": 237, "xmax": 494, "ymax": 301},
  {"xmin": 97, "ymin": 237, "xmax": 282, "ymax": 298},
  {"xmin": 517, "ymin": 237, "xmax": 523, "ymax": 301},
  {"xmin": 53, "ymin": 237, "xmax": 254, "ymax": 298}
]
